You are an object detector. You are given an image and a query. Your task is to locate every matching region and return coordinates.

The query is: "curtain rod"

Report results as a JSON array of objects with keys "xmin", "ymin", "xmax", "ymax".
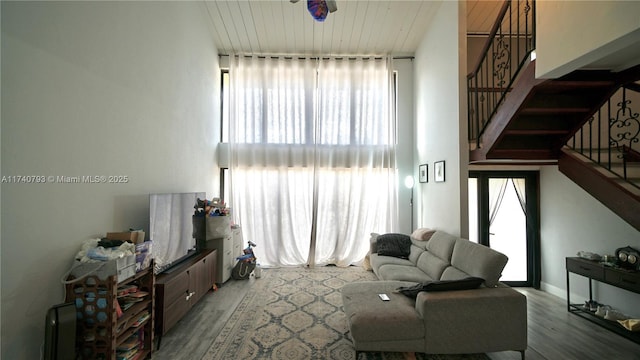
[{"xmin": 218, "ymin": 54, "xmax": 414, "ymax": 60}]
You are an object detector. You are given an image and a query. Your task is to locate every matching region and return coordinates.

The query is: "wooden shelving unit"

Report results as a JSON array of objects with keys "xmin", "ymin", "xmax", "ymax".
[{"xmin": 66, "ymin": 263, "xmax": 155, "ymax": 359}]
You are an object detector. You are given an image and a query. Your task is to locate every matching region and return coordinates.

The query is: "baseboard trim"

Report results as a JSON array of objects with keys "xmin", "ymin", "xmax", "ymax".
[{"xmin": 540, "ymin": 281, "xmax": 588, "ymax": 305}]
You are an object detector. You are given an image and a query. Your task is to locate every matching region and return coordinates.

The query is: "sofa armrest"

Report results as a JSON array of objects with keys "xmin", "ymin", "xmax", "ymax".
[{"xmin": 415, "ymin": 286, "xmax": 527, "ymax": 353}]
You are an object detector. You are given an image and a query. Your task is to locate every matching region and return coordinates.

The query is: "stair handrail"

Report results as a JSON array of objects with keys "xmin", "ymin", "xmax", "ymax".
[{"xmin": 467, "ymin": 0, "xmax": 536, "ymax": 147}]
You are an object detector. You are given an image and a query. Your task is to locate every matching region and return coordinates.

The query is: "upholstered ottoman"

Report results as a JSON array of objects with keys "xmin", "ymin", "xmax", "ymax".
[{"xmin": 341, "ymin": 280, "xmax": 425, "ymax": 355}]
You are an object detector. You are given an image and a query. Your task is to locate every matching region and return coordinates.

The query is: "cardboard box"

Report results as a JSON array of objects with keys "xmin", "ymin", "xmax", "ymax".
[
  {"xmin": 206, "ymin": 216, "xmax": 231, "ymax": 239},
  {"xmin": 106, "ymin": 231, "xmax": 146, "ymax": 244}
]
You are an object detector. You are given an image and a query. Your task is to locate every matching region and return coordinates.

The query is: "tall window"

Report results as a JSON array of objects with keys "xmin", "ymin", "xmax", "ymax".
[
  {"xmin": 220, "ymin": 70, "xmax": 229, "ymax": 200},
  {"xmin": 225, "ymin": 55, "xmax": 398, "ymax": 267}
]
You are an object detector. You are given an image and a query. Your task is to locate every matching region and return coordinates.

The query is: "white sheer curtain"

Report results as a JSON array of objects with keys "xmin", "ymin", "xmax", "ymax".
[
  {"xmin": 229, "ymin": 55, "xmax": 397, "ymax": 267},
  {"xmin": 488, "ymin": 178, "xmax": 526, "ymax": 231},
  {"xmin": 488, "ymin": 178, "xmax": 508, "ymax": 227},
  {"xmin": 512, "ymin": 178, "xmax": 526, "ymax": 215}
]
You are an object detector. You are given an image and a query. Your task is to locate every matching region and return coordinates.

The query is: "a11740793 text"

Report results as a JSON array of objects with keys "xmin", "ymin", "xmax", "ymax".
[{"xmin": 1, "ymin": 175, "xmax": 130, "ymax": 184}]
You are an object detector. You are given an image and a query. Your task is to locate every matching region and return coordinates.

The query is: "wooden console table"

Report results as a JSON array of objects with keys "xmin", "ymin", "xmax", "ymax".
[{"xmin": 566, "ymin": 257, "xmax": 640, "ymax": 344}]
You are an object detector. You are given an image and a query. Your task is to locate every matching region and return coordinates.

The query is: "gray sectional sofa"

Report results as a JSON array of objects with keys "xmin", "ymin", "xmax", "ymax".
[{"xmin": 341, "ymin": 229, "xmax": 527, "ymax": 358}]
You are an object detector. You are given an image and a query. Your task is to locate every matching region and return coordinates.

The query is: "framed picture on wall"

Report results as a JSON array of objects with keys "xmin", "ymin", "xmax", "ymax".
[
  {"xmin": 419, "ymin": 164, "xmax": 428, "ymax": 183},
  {"xmin": 434, "ymin": 161, "xmax": 445, "ymax": 182}
]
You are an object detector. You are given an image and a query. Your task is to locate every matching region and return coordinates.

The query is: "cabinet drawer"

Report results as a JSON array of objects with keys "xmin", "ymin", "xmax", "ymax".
[
  {"xmin": 162, "ymin": 294, "xmax": 191, "ymax": 334},
  {"xmin": 225, "ymin": 250, "xmax": 234, "ymax": 269},
  {"xmin": 224, "ymin": 235, "xmax": 233, "ymax": 249},
  {"xmin": 566, "ymin": 258, "xmax": 605, "ymax": 281},
  {"xmin": 163, "ymin": 271, "xmax": 190, "ymax": 306},
  {"xmin": 605, "ymin": 268, "xmax": 640, "ymax": 293}
]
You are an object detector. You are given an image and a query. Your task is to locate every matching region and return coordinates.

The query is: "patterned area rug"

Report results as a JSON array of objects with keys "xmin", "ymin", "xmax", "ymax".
[{"xmin": 203, "ymin": 266, "xmax": 490, "ymax": 360}]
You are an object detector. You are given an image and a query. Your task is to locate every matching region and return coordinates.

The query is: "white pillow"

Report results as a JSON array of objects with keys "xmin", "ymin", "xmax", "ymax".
[{"xmin": 410, "ymin": 228, "xmax": 436, "ymax": 241}]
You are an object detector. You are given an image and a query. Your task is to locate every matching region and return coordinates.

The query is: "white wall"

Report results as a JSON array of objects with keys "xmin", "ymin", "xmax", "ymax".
[
  {"xmin": 540, "ymin": 166, "xmax": 640, "ymax": 317},
  {"xmin": 413, "ymin": 1, "xmax": 468, "ymax": 237},
  {"xmin": 1, "ymin": 2, "xmax": 220, "ymax": 358},
  {"xmin": 395, "ymin": 58, "xmax": 416, "ymax": 234},
  {"xmin": 536, "ymin": 0, "xmax": 640, "ymax": 78}
]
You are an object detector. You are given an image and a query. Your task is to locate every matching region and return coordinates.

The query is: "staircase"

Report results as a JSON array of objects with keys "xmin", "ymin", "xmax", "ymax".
[
  {"xmin": 470, "ymin": 61, "xmax": 619, "ymax": 161},
  {"xmin": 470, "ymin": 62, "xmax": 640, "ymax": 231},
  {"xmin": 468, "ymin": 0, "xmax": 640, "ymax": 231}
]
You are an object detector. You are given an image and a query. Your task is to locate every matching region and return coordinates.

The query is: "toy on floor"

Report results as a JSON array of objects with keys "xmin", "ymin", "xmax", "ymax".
[{"xmin": 232, "ymin": 241, "xmax": 257, "ymax": 280}]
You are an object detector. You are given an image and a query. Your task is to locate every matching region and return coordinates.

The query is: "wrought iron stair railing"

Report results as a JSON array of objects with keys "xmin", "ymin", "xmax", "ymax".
[
  {"xmin": 568, "ymin": 81, "xmax": 640, "ymax": 190},
  {"xmin": 467, "ymin": 0, "xmax": 536, "ymax": 148}
]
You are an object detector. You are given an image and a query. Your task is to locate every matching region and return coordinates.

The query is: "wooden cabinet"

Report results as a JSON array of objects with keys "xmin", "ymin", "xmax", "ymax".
[
  {"xmin": 65, "ymin": 264, "xmax": 155, "ymax": 359},
  {"xmin": 155, "ymin": 249, "xmax": 216, "ymax": 342}
]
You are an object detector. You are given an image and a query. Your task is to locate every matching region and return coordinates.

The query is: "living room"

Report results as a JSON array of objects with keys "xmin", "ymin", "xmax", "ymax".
[{"xmin": 2, "ymin": 1, "xmax": 640, "ymax": 359}]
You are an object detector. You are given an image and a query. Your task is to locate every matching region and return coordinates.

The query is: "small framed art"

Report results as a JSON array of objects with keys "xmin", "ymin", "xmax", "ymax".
[
  {"xmin": 419, "ymin": 164, "xmax": 428, "ymax": 183},
  {"xmin": 434, "ymin": 161, "xmax": 445, "ymax": 182}
]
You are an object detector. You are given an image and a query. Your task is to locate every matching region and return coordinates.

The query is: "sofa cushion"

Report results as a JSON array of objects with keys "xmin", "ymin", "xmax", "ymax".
[
  {"xmin": 342, "ymin": 281, "xmax": 425, "ymax": 342},
  {"xmin": 425, "ymin": 231, "xmax": 457, "ymax": 261},
  {"xmin": 376, "ymin": 233, "xmax": 412, "ymax": 258},
  {"xmin": 408, "ymin": 244, "xmax": 424, "ymax": 264},
  {"xmin": 449, "ymin": 239, "xmax": 508, "ymax": 287},
  {"xmin": 416, "ymin": 251, "xmax": 449, "ymax": 280},
  {"xmin": 440, "ymin": 266, "xmax": 472, "ymax": 281},
  {"xmin": 370, "ymin": 253, "xmax": 413, "ymax": 270},
  {"xmin": 377, "ymin": 263, "xmax": 436, "ymax": 283}
]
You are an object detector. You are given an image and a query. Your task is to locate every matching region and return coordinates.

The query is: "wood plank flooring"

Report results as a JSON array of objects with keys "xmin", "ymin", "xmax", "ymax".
[{"xmin": 152, "ymin": 276, "xmax": 640, "ymax": 360}]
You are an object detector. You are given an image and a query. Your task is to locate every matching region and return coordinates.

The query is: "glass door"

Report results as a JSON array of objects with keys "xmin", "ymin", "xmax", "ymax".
[
  {"xmin": 487, "ymin": 178, "xmax": 527, "ymax": 282},
  {"xmin": 469, "ymin": 171, "xmax": 540, "ymax": 287}
]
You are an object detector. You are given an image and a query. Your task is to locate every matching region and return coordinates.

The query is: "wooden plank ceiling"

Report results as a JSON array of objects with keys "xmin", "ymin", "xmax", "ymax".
[{"xmin": 205, "ymin": 0, "xmax": 504, "ymax": 56}]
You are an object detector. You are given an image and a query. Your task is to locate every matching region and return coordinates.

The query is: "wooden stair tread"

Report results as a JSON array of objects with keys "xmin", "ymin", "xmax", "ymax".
[
  {"xmin": 503, "ymin": 129, "xmax": 570, "ymax": 136},
  {"xmin": 537, "ymin": 80, "xmax": 615, "ymax": 90},
  {"xmin": 470, "ymin": 87, "xmax": 512, "ymax": 93},
  {"xmin": 484, "ymin": 148, "xmax": 557, "ymax": 159},
  {"xmin": 520, "ymin": 107, "xmax": 592, "ymax": 114},
  {"xmin": 522, "ymin": 106, "xmax": 591, "ymax": 114},
  {"xmin": 626, "ymin": 82, "xmax": 640, "ymax": 93}
]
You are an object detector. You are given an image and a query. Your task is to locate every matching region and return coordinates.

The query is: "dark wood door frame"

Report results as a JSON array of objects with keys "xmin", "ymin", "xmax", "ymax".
[{"xmin": 469, "ymin": 170, "xmax": 541, "ymax": 288}]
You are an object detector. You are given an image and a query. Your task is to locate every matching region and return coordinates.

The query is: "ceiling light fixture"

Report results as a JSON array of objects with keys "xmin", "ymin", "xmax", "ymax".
[{"xmin": 291, "ymin": 0, "xmax": 337, "ymax": 22}]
